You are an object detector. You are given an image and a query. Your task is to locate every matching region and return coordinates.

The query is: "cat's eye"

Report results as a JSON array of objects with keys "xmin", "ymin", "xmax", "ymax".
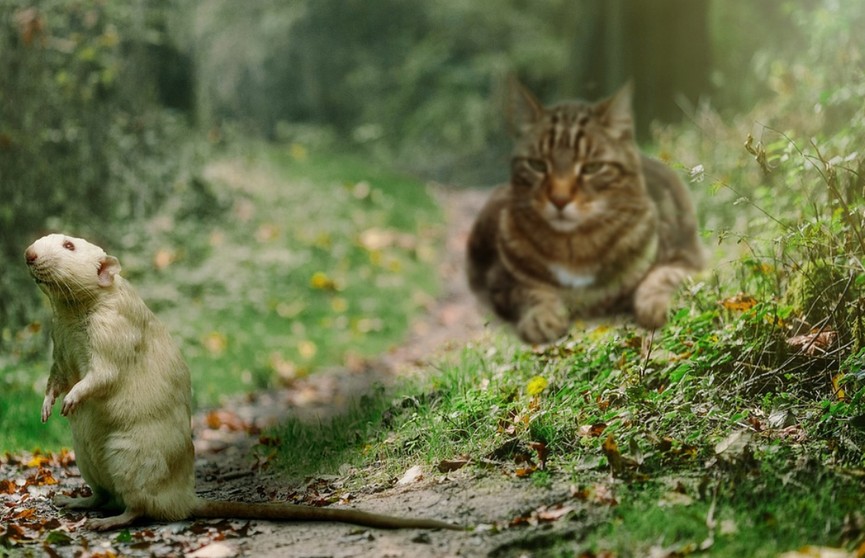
[
  {"xmin": 526, "ymin": 158, "xmax": 547, "ymax": 173},
  {"xmin": 581, "ymin": 162, "xmax": 606, "ymax": 175}
]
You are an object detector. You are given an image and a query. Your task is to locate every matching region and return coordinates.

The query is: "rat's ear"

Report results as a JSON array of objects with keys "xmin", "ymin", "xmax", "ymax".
[{"xmin": 97, "ymin": 255, "xmax": 121, "ymax": 287}]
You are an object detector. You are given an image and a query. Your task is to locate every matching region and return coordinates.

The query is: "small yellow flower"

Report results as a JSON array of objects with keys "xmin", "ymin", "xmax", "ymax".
[
  {"xmin": 289, "ymin": 143, "xmax": 308, "ymax": 161},
  {"xmin": 203, "ymin": 331, "xmax": 228, "ymax": 356},
  {"xmin": 310, "ymin": 271, "xmax": 337, "ymax": 291},
  {"xmin": 331, "ymin": 297, "xmax": 348, "ymax": 313},
  {"xmin": 526, "ymin": 375, "xmax": 549, "ymax": 396},
  {"xmin": 297, "ymin": 340, "xmax": 317, "ymax": 360}
]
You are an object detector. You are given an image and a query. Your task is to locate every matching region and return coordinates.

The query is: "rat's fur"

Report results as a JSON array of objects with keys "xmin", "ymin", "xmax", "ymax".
[{"xmin": 26, "ymin": 234, "xmax": 459, "ymax": 531}]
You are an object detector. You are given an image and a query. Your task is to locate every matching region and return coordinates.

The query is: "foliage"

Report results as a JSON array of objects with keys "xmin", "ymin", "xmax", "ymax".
[
  {"xmin": 188, "ymin": 0, "xmax": 584, "ymax": 183},
  {"xmin": 0, "ymin": 144, "xmax": 441, "ymax": 451},
  {"xmin": 0, "ymin": 0, "xmax": 198, "ymax": 345},
  {"xmin": 256, "ymin": 2, "xmax": 865, "ymax": 554}
]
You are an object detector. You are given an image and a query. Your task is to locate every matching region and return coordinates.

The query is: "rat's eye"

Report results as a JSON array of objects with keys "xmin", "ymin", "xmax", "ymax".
[{"xmin": 63, "ymin": 240, "xmax": 75, "ymax": 251}]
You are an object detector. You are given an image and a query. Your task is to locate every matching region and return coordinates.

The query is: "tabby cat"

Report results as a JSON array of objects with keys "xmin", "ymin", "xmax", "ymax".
[{"xmin": 466, "ymin": 79, "xmax": 704, "ymax": 344}]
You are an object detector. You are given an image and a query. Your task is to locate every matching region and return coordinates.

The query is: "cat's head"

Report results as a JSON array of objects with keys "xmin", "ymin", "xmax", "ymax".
[{"xmin": 505, "ymin": 79, "xmax": 646, "ymax": 232}]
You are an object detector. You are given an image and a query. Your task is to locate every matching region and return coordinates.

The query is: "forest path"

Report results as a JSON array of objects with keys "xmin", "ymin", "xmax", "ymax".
[
  {"xmin": 0, "ymin": 185, "xmax": 588, "ymax": 557},
  {"xmin": 189, "ymin": 186, "xmax": 586, "ymax": 558}
]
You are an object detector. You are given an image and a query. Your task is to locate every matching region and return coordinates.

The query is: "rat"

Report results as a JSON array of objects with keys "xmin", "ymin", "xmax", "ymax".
[{"xmin": 25, "ymin": 233, "xmax": 460, "ymax": 532}]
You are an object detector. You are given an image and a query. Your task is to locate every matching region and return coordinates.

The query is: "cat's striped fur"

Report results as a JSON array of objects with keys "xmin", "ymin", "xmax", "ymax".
[{"xmin": 467, "ymin": 80, "xmax": 704, "ymax": 343}]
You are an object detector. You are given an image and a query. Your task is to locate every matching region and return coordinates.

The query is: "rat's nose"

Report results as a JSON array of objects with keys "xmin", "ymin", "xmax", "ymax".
[{"xmin": 25, "ymin": 247, "xmax": 37, "ymax": 264}]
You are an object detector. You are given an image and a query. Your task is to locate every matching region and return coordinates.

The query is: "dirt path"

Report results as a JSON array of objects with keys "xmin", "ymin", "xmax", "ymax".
[
  {"xmin": 188, "ymin": 186, "xmax": 585, "ymax": 558},
  {"xmin": 3, "ymin": 187, "xmax": 590, "ymax": 557}
]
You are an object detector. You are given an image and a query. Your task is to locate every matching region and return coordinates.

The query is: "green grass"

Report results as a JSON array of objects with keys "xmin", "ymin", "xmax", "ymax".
[
  {"xmin": 0, "ymin": 143, "xmax": 441, "ymax": 452},
  {"xmin": 259, "ymin": 114, "xmax": 865, "ymax": 552}
]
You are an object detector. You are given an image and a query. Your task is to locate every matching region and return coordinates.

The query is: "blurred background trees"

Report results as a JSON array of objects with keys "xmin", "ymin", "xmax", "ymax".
[{"xmin": 2, "ymin": 0, "xmax": 863, "ymax": 344}]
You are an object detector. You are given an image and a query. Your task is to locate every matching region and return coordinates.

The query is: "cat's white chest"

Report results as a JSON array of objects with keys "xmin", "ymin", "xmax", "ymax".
[{"xmin": 549, "ymin": 264, "xmax": 595, "ymax": 289}]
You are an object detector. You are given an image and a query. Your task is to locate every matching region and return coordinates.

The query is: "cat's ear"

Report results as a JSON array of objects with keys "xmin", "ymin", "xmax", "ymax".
[
  {"xmin": 596, "ymin": 82, "xmax": 635, "ymax": 140},
  {"xmin": 505, "ymin": 76, "xmax": 544, "ymax": 136}
]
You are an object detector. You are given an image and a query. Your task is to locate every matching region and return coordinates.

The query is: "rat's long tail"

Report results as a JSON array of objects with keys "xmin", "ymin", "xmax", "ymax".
[{"xmin": 192, "ymin": 498, "xmax": 463, "ymax": 530}]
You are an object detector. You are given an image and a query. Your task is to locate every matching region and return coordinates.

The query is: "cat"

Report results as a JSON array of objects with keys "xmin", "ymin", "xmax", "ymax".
[{"xmin": 466, "ymin": 79, "xmax": 704, "ymax": 344}]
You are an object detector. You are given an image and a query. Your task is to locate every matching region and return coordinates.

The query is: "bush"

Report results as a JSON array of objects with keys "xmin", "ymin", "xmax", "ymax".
[{"xmin": 0, "ymin": 0, "xmax": 200, "ymax": 348}]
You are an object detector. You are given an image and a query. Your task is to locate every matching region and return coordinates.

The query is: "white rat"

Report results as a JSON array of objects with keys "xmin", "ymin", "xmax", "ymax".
[{"xmin": 25, "ymin": 233, "xmax": 459, "ymax": 531}]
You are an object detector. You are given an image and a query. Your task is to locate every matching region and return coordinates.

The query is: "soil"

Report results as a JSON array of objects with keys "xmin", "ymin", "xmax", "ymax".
[{"xmin": 4, "ymin": 187, "xmax": 601, "ymax": 557}]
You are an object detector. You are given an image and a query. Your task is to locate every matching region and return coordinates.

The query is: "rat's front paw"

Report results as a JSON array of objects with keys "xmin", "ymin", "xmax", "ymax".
[
  {"xmin": 61, "ymin": 386, "xmax": 84, "ymax": 416},
  {"xmin": 41, "ymin": 391, "xmax": 56, "ymax": 423}
]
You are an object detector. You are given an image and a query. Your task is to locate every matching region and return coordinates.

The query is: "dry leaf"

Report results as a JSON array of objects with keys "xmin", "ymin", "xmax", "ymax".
[
  {"xmin": 720, "ymin": 293, "xmax": 758, "ymax": 312},
  {"xmin": 397, "ymin": 465, "xmax": 424, "ymax": 485},
  {"xmin": 714, "ymin": 429, "xmax": 753, "ymax": 456},
  {"xmin": 530, "ymin": 441, "xmax": 549, "ymax": 470},
  {"xmin": 153, "ymin": 248, "xmax": 175, "ymax": 270},
  {"xmin": 578, "ymin": 423, "xmax": 608, "ymax": 438},
  {"xmin": 202, "ymin": 331, "xmax": 228, "ymax": 356},
  {"xmin": 205, "ymin": 410, "xmax": 247, "ymax": 432},
  {"xmin": 602, "ymin": 435, "xmax": 638, "ymax": 477},
  {"xmin": 786, "ymin": 330, "xmax": 836, "ymax": 356},
  {"xmin": 536, "ymin": 504, "xmax": 574, "ymax": 522},
  {"xmin": 777, "ymin": 546, "xmax": 854, "ymax": 558},
  {"xmin": 188, "ymin": 542, "xmax": 239, "ymax": 558},
  {"xmin": 515, "ymin": 465, "xmax": 537, "ymax": 478},
  {"xmin": 437, "ymin": 456, "xmax": 470, "ymax": 473},
  {"xmin": 832, "ymin": 373, "xmax": 846, "ymax": 401}
]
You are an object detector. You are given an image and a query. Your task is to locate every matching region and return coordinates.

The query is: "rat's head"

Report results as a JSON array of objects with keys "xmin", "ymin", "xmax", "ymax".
[{"xmin": 24, "ymin": 234, "xmax": 121, "ymax": 304}]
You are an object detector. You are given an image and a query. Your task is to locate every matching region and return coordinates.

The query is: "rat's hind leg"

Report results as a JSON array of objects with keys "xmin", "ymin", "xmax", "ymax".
[{"xmin": 86, "ymin": 508, "xmax": 142, "ymax": 531}]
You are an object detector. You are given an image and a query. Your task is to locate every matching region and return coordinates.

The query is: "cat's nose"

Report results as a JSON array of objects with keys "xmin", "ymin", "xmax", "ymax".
[{"xmin": 549, "ymin": 195, "xmax": 570, "ymax": 210}]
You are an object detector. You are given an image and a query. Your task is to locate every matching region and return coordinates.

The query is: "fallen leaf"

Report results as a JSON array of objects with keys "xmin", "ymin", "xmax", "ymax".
[
  {"xmin": 153, "ymin": 248, "xmax": 175, "ymax": 270},
  {"xmin": 536, "ymin": 504, "xmax": 574, "ymax": 522},
  {"xmin": 44, "ymin": 530, "xmax": 74, "ymax": 545},
  {"xmin": 787, "ymin": 330, "xmax": 836, "ymax": 356},
  {"xmin": 714, "ymin": 429, "xmax": 753, "ymax": 457},
  {"xmin": 768, "ymin": 408, "xmax": 795, "ymax": 428},
  {"xmin": 832, "ymin": 373, "xmax": 846, "ymax": 401},
  {"xmin": 515, "ymin": 465, "xmax": 537, "ymax": 478},
  {"xmin": 0, "ymin": 479, "xmax": 17, "ymax": 494},
  {"xmin": 720, "ymin": 293, "xmax": 757, "ymax": 312},
  {"xmin": 255, "ymin": 223, "xmax": 280, "ymax": 242},
  {"xmin": 777, "ymin": 546, "xmax": 854, "ymax": 558},
  {"xmin": 602, "ymin": 435, "xmax": 638, "ymax": 477},
  {"xmin": 297, "ymin": 340, "xmax": 317, "ymax": 360},
  {"xmin": 530, "ymin": 441, "xmax": 549, "ymax": 470},
  {"xmin": 589, "ymin": 483, "xmax": 618, "ymax": 506},
  {"xmin": 397, "ymin": 465, "xmax": 424, "ymax": 485},
  {"xmin": 658, "ymin": 491, "xmax": 694, "ymax": 507},
  {"xmin": 578, "ymin": 423, "xmax": 608, "ymax": 438},
  {"xmin": 188, "ymin": 542, "xmax": 239, "ymax": 558},
  {"xmin": 437, "ymin": 456, "xmax": 470, "ymax": 473},
  {"xmin": 25, "ymin": 454, "xmax": 52, "ymax": 468},
  {"xmin": 205, "ymin": 410, "xmax": 247, "ymax": 432},
  {"xmin": 202, "ymin": 331, "xmax": 228, "ymax": 356}
]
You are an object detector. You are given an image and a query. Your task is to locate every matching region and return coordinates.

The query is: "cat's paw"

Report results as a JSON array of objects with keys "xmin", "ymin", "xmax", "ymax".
[
  {"xmin": 517, "ymin": 304, "xmax": 570, "ymax": 344},
  {"xmin": 634, "ymin": 265, "xmax": 692, "ymax": 330},
  {"xmin": 634, "ymin": 292, "xmax": 670, "ymax": 330}
]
